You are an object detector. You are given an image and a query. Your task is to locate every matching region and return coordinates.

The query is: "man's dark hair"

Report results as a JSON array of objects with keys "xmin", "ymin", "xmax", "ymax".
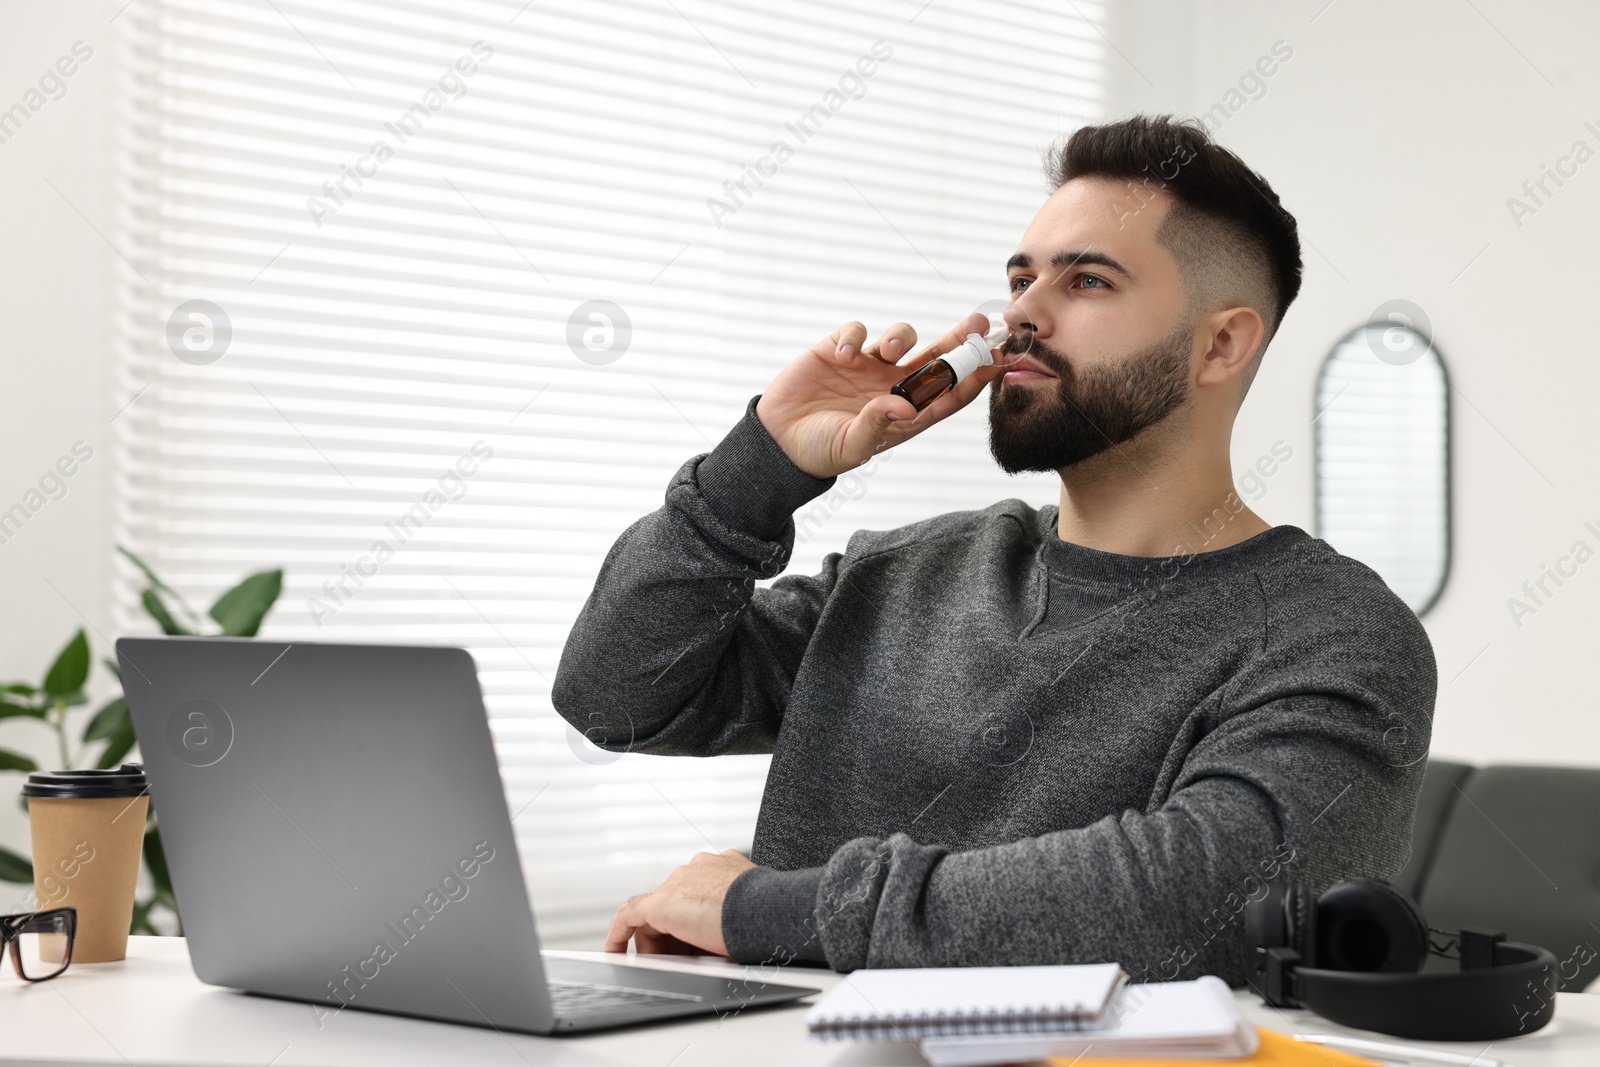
[{"xmin": 1043, "ymin": 114, "xmax": 1302, "ymax": 393}]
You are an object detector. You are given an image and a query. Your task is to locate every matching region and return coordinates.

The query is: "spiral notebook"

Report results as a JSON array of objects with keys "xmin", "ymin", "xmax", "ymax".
[
  {"xmin": 920, "ymin": 976, "xmax": 1259, "ymax": 1065},
  {"xmin": 804, "ymin": 962, "xmax": 1127, "ymax": 1042}
]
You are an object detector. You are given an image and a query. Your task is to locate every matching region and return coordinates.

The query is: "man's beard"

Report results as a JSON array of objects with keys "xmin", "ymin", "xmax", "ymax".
[{"xmin": 987, "ymin": 325, "xmax": 1192, "ymax": 474}]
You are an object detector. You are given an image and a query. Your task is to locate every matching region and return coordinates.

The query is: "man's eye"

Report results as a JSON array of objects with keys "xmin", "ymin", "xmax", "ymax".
[
  {"xmin": 1008, "ymin": 276, "xmax": 1032, "ymax": 292},
  {"xmin": 1075, "ymin": 274, "xmax": 1109, "ymax": 289}
]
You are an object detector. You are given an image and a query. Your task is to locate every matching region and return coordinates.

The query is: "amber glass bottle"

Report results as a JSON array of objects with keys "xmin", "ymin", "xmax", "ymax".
[
  {"xmin": 889, "ymin": 325, "xmax": 1010, "ymax": 412},
  {"xmin": 891, "ymin": 359, "xmax": 958, "ymax": 410}
]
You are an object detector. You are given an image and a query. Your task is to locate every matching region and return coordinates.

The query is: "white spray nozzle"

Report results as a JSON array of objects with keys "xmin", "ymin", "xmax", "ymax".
[{"xmin": 942, "ymin": 324, "xmax": 1011, "ymax": 382}]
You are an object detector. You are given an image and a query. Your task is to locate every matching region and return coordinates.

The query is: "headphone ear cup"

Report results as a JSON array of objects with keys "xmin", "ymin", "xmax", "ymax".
[
  {"xmin": 1315, "ymin": 877, "xmax": 1428, "ymax": 973},
  {"xmin": 1244, "ymin": 881, "xmax": 1291, "ymax": 985}
]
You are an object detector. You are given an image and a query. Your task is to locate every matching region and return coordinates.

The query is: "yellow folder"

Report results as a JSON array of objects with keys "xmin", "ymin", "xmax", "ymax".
[{"xmin": 1049, "ymin": 1027, "xmax": 1381, "ymax": 1066}]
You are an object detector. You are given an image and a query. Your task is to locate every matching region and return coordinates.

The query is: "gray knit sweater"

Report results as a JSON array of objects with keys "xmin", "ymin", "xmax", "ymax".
[{"xmin": 551, "ymin": 395, "xmax": 1437, "ymax": 984}]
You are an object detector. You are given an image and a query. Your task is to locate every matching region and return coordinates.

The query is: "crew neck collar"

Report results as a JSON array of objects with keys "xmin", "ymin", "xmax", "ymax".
[{"xmin": 1036, "ymin": 504, "xmax": 1309, "ymax": 585}]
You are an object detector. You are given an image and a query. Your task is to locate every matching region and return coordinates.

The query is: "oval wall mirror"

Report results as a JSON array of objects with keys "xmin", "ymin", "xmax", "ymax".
[{"xmin": 1314, "ymin": 322, "xmax": 1451, "ymax": 616}]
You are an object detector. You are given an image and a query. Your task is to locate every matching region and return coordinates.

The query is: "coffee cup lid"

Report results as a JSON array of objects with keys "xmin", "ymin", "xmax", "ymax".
[{"xmin": 22, "ymin": 763, "xmax": 148, "ymax": 799}]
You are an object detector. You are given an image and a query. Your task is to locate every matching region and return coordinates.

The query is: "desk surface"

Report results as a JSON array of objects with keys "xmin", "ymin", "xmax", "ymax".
[{"xmin": 8, "ymin": 937, "xmax": 1595, "ymax": 1066}]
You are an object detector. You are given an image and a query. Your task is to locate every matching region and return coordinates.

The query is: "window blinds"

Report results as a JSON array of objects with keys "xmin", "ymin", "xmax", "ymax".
[{"xmin": 113, "ymin": 0, "xmax": 1106, "ymax": 943}]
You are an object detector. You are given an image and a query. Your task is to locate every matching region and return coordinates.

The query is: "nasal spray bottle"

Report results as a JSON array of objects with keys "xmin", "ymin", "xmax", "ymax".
[{"xmin": 890, "ymin": 323, "xmax": 1011, "ymax": 412}]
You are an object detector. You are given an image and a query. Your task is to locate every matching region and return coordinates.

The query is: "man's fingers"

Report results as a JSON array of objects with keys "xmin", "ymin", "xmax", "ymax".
[
  {"xmin": 840, "ymin": 394, "xmax": 919, "ymax": 461},
  {"xmin": 603, "ymin": 897, "xmax": 645, "ymax": 953},
  {"xmin": 632, "ymin": 923, "xmax": 677, "ymax": 955},
  {"xmin": 838, "ymin": 312, "xmax": 995, "ymax": 460},
  {"xmin": 634, "ymin": 925, "xmax": 700, "ymax": 955},
  {"xmin": 812, "ymin": 314, "xmax": 985, "ymax": 372},
  {"xmin": 812, "ymin": 320, "xmax": 870, "ymax": 364},
  {"xmin": 860, "ymin": 311, "xmax": 1000, "ymax": 440},
  {"xmin": 866, "ymin": 393, "xmax": 918, "ymax": 427},
  {"xmin": 860, "ymin": 322, "xmax": 917, "ymax": 366}
]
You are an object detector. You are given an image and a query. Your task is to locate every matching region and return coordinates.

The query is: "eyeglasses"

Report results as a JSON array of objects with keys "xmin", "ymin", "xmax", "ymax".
[{"xmin": 1, "ymin": 907, "xmax": 75, "ymax": 981}]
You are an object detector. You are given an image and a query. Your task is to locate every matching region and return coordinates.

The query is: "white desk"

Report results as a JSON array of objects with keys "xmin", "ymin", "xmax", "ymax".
[{"xmin": 8, "ymin": 937, "xmax": 1596, "ymax": 1066}]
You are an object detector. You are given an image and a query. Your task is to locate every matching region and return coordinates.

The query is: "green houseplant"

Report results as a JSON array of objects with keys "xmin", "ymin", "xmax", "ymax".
[{"xmin": 0, "ymin": 547, "xmax": 282, "ymax": 933}]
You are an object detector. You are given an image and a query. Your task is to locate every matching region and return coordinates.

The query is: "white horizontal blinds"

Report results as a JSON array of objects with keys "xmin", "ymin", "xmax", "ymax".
[
  {"xmin": 113, "ymin": 0, "xmax": 1105, "ymax": 942},
  {"xmin": 710, "ymin": 2, "xmax": 1104, "ymax": 572},
  {"xmin": 1314, "ymin": 328, "xmax": 1449, "ymax": 613}
]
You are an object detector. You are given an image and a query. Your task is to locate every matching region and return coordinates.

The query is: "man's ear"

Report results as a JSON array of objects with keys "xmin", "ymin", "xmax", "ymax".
[{"xmin": 1195, "ymin": 306, "xmax": 1265, "ymax": 389}]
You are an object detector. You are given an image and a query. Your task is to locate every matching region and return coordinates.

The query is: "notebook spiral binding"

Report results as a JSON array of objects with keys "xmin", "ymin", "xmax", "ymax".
[{"xmin": 810, "ymin": 1003, "xmax": 1098, "ymax": 1041}]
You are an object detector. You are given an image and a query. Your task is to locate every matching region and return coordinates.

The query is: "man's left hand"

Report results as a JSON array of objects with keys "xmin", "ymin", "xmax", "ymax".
[{"xmin": 603, "ymin": 848, "xmax": 756, "ymax": 956}]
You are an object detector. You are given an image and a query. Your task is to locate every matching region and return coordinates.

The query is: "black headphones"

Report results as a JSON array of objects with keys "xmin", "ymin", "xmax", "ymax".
[{"xmin": 1243, "ymin": 876, "xmax": 1559, "ymax": 1041}]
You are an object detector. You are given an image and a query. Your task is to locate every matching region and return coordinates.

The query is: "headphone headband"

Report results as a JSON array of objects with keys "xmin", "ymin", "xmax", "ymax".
[{"xmin": 1246, "ymin": 878, "xmax": 1559, "ymax": 1041}]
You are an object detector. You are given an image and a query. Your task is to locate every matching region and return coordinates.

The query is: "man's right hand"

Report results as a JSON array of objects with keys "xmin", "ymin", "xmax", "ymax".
[{"xmin": 755, "ymin": 312, "xmax": 1003, "ymax": 480}]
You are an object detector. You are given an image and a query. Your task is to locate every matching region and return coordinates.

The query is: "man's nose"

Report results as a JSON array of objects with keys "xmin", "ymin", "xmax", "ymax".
[{"xmin": 1003, "ymin": 302, "xmax": 1038, "ymax": 336}]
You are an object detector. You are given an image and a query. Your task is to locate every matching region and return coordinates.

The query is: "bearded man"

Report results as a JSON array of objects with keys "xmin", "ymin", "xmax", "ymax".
[{"xmin": 552, "ymin": 114, "xmax": 1436, "ymax": 986}]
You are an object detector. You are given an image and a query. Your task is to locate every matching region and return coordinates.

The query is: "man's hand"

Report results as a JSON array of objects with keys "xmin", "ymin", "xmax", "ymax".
[
  {"xmin": 603, "ymin": 848, "xmax": 756, "ymax": 957},
  {"xmin": 756, "ymin": 312, "xmax": 1004, "ymax": 479}
]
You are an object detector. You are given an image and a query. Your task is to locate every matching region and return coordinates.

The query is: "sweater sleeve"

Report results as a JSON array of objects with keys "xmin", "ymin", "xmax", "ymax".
[
  {"xmin": 550, "ymin": 394, "xmax": 843, "ymax": 757},
  {"xmin": 721, "ymin": 580, "xmax": 1438, "ymax": 981}
]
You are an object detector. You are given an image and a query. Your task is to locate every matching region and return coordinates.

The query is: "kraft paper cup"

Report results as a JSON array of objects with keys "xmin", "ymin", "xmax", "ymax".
[{"xmin": 24, "ymin": 764, "xmax": 150, "ymax": 964}]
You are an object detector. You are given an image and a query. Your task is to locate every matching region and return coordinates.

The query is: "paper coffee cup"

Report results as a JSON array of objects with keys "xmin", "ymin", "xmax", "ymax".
[{"xmin": 23, "ymin": 764, "xmax": 149, "ymax": 964}]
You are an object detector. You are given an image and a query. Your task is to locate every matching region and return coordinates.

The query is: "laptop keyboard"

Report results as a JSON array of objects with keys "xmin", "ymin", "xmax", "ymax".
[{"xmin": 548, "ymin": 978, "xmax": 707, "ymax": 1017}]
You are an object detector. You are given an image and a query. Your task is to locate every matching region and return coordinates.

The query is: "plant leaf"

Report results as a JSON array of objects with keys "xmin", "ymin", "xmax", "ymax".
[
  {"xmin": 0, "ymin": 748, "xmax": 39, "ymax": 773},
  {"xmin": 95, "ymin": 719, "xmax": 138, "ymax": 769},
  {"xmin": 82, "ymin": 697, "xmax": 129, "ymax": 744},
  {"xmin": 0, "ymin": 844, "xmax": 32, "ymax": 883},
  {"xmin": 117, "ymin": 546, "xmax": 201, "ymax": 621},
  {"xmin": 209, "ymin": 570, "xmax": 284, "ymax": 637},
  {"xmin": 141, "ymin": 589, "xmax": 191, "ymax": 636},
  {"xmin": 121, "ymin": 542, "xmax": 208, "ymax": 633},
  {"xmin": 103, "ymin": 656, "xmax": 121, "ymax": 683},
  {"xmin": 1, "ymin": 683, "xmax": 36, "ymax": 695},
  {"xmin": 0, "ymin": 700, "xmax": 46, "ymax": 720},
  {"xmin": 144, "ymin": 824, "xmax": 172, "ymax": 896},
  {"xmin": 42, "ymin": 629, "xmax": 90, "ymax": 697}
]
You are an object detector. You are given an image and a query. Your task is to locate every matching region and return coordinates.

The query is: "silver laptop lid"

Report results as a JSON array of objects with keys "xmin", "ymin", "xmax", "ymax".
[{"xmin": 117, "ymin": 636, "xmax": 555, "ymax": 1034}]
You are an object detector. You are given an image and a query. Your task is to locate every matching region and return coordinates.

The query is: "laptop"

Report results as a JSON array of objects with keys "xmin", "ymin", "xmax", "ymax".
[{"xmin": 117, "ymin": 636, "xmax": 820, "ymax": 1034}]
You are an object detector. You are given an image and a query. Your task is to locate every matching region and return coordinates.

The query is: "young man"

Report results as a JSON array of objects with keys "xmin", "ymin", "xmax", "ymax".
[{"xmin": 551, "ymin": 115, "xmax": 1436, "ymax": 985}]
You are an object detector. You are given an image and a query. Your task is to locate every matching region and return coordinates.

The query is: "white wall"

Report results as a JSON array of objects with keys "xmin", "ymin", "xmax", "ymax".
[
  {"xmin": 0, "ymin": 0, "xmax": 114, "ymax": 862},
  {"xmin": 1109, "ymin": 0, "xmax": 1600, "ymax": 766}
]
